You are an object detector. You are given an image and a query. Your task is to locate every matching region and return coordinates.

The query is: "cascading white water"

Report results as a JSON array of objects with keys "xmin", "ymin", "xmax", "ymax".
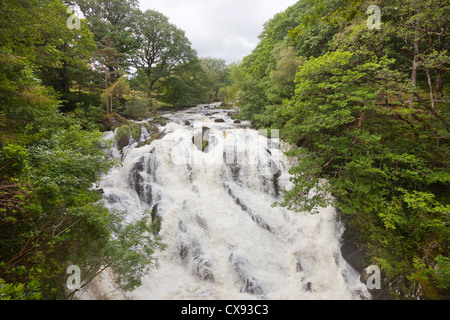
[{"xmin": 84, "ymin": 104, "xmax": 371, "ymax": 300}]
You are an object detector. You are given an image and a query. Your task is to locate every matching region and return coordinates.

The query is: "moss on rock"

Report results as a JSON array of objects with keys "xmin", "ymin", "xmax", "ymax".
[
  {"xmin": 152, "ymin": 113, "xmax": 169, "ymax": 126},
  {"xmin": 115, "ymin": 125, "xmax": 131, "ymax": 151},
  {"xmin": 129, "ymin": 122, "xmax": 142, "ymax": 141}
]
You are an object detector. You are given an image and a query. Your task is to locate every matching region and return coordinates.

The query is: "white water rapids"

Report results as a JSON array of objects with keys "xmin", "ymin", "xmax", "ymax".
[{"xmin": 81, "ymin": 104, "xmax": 371, "ymax": 300}]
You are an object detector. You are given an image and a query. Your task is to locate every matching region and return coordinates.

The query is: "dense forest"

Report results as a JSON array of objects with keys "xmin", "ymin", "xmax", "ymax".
[
  {"xmin": 228, "ymin": 0, "xmax": 449, "ymax": 299},
  {"xmin": 0, "ymin": 0, "xmax": 231, "ymax": 299},
  {"xmin": 0, "ymin": 0, "xmax": 448, "ymax": 300}
]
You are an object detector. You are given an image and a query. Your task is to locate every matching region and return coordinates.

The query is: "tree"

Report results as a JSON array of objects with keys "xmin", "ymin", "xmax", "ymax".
[
  {"xmin": 74, "ymin": 0, "xmax": 139, "ymax": 71},
  {"xmin": 0, "ymin": 0, "xmax": 164, "ymax": 299},
  {"xmin": 130, "ymin": 10, "xmax": 197, "ymax": 96},
  {"xmin": 93, "ymin": 35, "xmax": 125, "ymax": 120},
  {"xmin": 392, "ymin": 0, "xmax": 449, "ymax": 130},
  {"xmin": 232, "ymin": 0, "xmax": 449, "ymax": 298},
  {"xmin": 106, "ymin": 76, "xmax": 130, "ymax": 114},
  {"xmin": 200, "ymin": 57, "xmax": 231, "ymax": 102},
  {"xmin": 157, "ymin": 57, "xmax": 209, "ymax": 107},
  {"xmin": 270, "ymin": 44, "xmax": 304, "ymax": 94},
  {"xmin": 75, "ymin": 0, "xmax": 138, "ymax": 120}
]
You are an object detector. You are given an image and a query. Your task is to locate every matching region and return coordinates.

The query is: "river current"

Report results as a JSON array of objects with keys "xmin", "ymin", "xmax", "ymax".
[{"xmin": 80, "ymin": 103, "xmax": 371, "ymax": 300}]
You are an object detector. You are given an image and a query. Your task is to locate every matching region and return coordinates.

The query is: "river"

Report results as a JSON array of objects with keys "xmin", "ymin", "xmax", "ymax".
[{"xmin": 80, "ymin": 103, "xmax": 371, "ymax": 300}]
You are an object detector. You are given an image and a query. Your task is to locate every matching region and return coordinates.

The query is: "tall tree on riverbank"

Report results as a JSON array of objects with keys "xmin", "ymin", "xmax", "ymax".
[
  {"xmin": 75, "ymin": 0, "xmax": 139, "ymax": 71},
  {"xmin": 130, "ymin": 10, "xmax": 197, "ymax": 97}
]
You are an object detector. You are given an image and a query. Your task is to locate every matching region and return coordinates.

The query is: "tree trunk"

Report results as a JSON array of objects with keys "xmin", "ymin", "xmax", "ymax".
[
  {"xmin": 435, "ymin": 28, "xmax": 445, "ymax": 98},
  {"xmin": 410, "ymin": 24, "xmax": 419, "ymax": 106},
  {"xmin": 105, "ymin": 55, "xmax": 109, "ymax": 120},
  {"xmin": 425, "ymin": 68, "xmax": 450, "ymax": 132}
]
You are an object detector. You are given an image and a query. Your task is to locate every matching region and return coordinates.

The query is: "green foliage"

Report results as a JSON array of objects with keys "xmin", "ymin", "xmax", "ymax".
[
  {"xmin": 434, "ymin": 256, "xmax": 450, "ymax": 289},
  {"xmin": 0, "ymin": 0, "xmax": 165, "ymax": 299},
  {"xmin": 115, "ymin": 125, "xmax": 132, "ymax": 150},
  {"xmin": 0, "ymin": 278, "xmax": 42, "ymax": 300},
  {"xmin": 232, "ymin": 0, "xmax": 341, "ymax": 128},
  {"xmin": 231, "ymin": 0, "xmax": 449, "ymax": 299},
  {"xmin": 236, "ymin": 79, "xmax": 268, "ymax": 123},
  {"xmin": 123, "ymin": 94, "xmax": 154, "ymax": 120},
  {"xmin": 97, "ymin": 210, "xmax": 165, "ymax": 292},
  {"xmin": 77, "ymin": 0, "xmax": 214, "ymax": 115},
  {"xmin": 157, "ymin": 58, "xmax": 210, "ymax": 107},
  {"xmin": 130, "ymin": 10, "xmax": 197, "ymax": 96},
  {"xmin": 199, "ymin": 57, "xmax": 232, "ymax": 103}
]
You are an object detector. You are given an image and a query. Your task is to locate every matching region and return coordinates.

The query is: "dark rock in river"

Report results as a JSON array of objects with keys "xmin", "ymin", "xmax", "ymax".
[
  {"xmin": 192, "ymin": 127, "xmax": 211, "ymax": 152},
  {"xmin": 339, "ymin": 212, "xmax": 395, "ymax": 300}
]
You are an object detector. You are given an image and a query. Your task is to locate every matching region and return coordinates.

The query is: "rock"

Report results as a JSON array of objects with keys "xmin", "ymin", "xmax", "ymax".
[
  {"xmin": 179, "ymin": 244, "xmax": 189, "ymax": 261},
  {"xmin": 152, "ymin": 114, "xmax": 169, "ymax": 126},
  {"xmin": 115, "ymin": 125, "xmax": 132, "ymax": 151},
  {"xmin": 338, "ymin": 212, "xmax": 396, "ymax": 300},
  {"xmin": 241, "ymin": 277, "xmax": 265, "ymax": 295},
  {"xmin": 129, "ymin": 122, "xmax": 142, "ymax": 141},
  {"xmin": 339, "ymin": 213, "xmax": 369, "ymax": 274},
  {"xmin": 296, "ymin": 259, "xmax": 303, "ymax": 272},
  {"xmin": 233, "ymin": 120, "xmax": 241, "ymax": 124},
  {"xmin": 104, "ymin": 112, "xmax": 129, "ymax": 131},
  {"xmin": 304, "ymin": 282, "xmax": 312, "ymax": 292},
  {"xmin": 214, "ymin": 118, "xmax": 226, "ymax": 123},
  {"xmin": 192, "ymin": 127, "xmax": 211, "ymax": 152},
  {"xmin": 135, "ymin": 131, "xmax": 163, "ymax": 149},
  {"xmin": 359, "ymin": 267, "xmax": 372, "ymax": 285}
]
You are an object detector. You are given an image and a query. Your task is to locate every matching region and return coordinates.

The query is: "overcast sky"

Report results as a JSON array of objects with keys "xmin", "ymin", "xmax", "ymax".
[{"xmin": 139, "ymin": 0, "xmax": 299, "ymax": 64}]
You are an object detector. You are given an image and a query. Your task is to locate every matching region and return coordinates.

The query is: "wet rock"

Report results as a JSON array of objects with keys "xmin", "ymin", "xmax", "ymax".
[
  {"xmin": 136, "ymin": 128, "xmax": 163, "ymax": 148},
  {"xmin": 106, "ymin": 193, "xmax": 120, "ymax": 204},
  {"xmin": 242, "ymin": 277, "xmax": 265, "ymax": 295},
  {"xmin": 115, "ymin": 125, "xmax": 132, "ymax": 151},
  {"xmin": 214, "ymin": 118, "xmax": 226, "ymax": 123},
  {"xmin": 195, "ymin": 214, "xmax": 208, "ymax": 230},
  {"xmin": 233, "ymin": 120, "xmax": 241, "ymax": 124},
  {"xmin": 152, "ymin": 114, "xmax": 169, "ymax": 126},
  {"xmin": 296, "ymin": 259, "xmax": 303, "ymax": 272},
  {"xmin": 129, "ymin": 156, "xmax": 153, "ymax": 205},
  {"xmin": 192, "ymin": 246, "xmax": 214, "ymax": 282},
  {"xmin": 339, "ymin": 213, "xmax": 396, "ymax": 300},
  {"xmin": 304, "ymin": 282, "xmax": 313, "ymax": 292},
  {"xmin": 225, "ymin": 184, "xmax": 273, "ymax": 233},
  {"xmin": 179, "ymin": 244, "xmax": 189, "ymax": 261},
  {"xmin": 178, "ymin": 220, "xmax": 187, "ymax": 233},
  {"xmin": 339, "ymin": 214, "xmax": 369, "ymax": 274},
  {"xmin": 192, "ymin": 127, "xmax": 211, "ymax": 152},
  {"xmin": 229, "ymin": 253, "xmax": 266, "ymax": 295}
]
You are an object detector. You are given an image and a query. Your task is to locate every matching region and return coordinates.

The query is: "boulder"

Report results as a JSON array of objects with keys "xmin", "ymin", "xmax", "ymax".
[{"xmin": 192, "ymin": 127, "xmax": 211, "ymax": 152}]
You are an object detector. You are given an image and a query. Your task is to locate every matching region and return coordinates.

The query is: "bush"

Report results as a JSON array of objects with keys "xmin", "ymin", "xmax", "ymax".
[{"xmin": 122, "ymin": 95, "xmax": 154, "ymax": 120}]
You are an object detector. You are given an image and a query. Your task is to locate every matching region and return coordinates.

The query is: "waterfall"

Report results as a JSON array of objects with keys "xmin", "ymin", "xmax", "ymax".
[{"xmin": 87, "ymin": 105, "xmax": 371, "ymax": 300}]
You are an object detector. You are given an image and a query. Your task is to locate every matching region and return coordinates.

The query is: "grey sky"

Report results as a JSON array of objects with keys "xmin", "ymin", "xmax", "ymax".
[{"xmin": 139, "ymin": 0, "xmax": 299, "ymax": 64}]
